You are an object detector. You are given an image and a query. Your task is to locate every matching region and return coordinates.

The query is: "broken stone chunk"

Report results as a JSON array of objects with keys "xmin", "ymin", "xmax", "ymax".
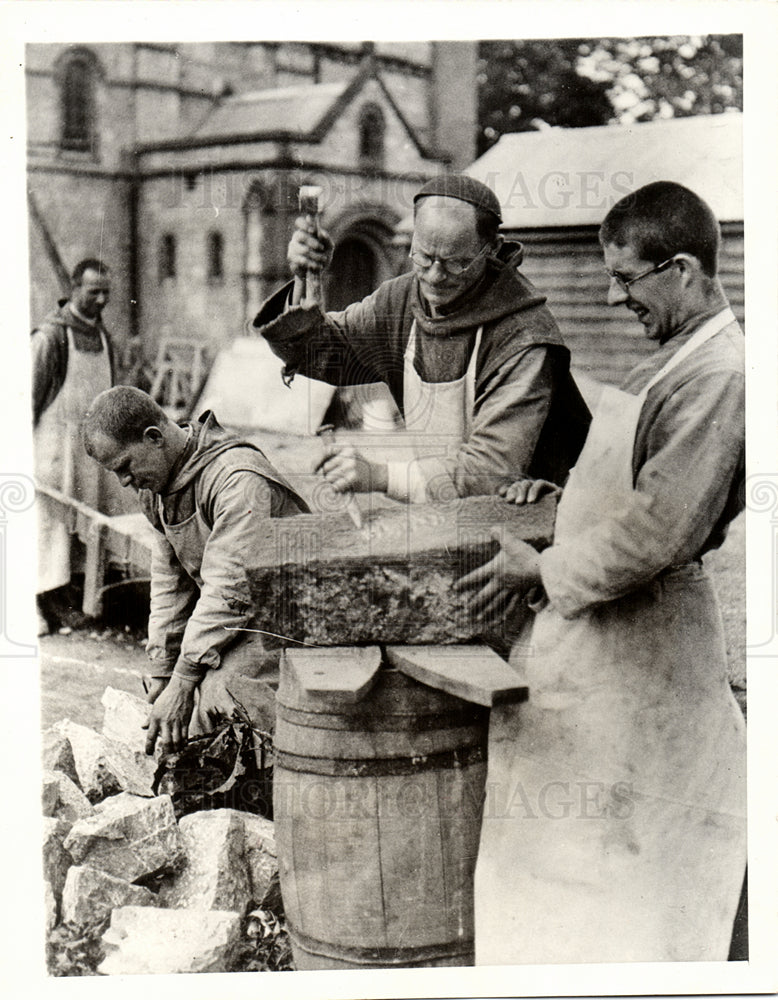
[
  {"xmin": 44, "ymin": 880, "xmax": 57, "ymax": 933},
  {"xmin": 53, "ymin": 720, "xmax": 155, "ymax": 802},
  {"xmin": 61, "ymin": 866, "xmax": 158, "ymax": 926},
  {"xmin": 42, "ymin": 817, "xmax": 72, "ymax": 900},
  {"xmin": 241, "ymin": 812, "xmax": 278, "ymax": 906},
  {"xmin": 63, "ymin": 793, "xmax": 183, "ymax": 882},
  {"xmin": 158, "ymin": 809, "xmax": 252, "ymax": 914},
  {"xmin": 42, "ymin": 769, "xmax": 94, "ymax": 823},
  {"xmin": 42, "ymin": 727, "xmax": 81, "ymax": 788},
  {"xmin": 98, "ymin": 906, "xmax": 242, "ymax": 975},
  {"xmin": 101, "ymin": 687, "xmax": 149, "ymax": 751}
]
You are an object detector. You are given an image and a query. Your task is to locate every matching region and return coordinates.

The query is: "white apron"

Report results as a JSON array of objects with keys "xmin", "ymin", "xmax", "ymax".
[
  {"xmin": 398, "ymin": 321, "xmax": 481, "ymax": 503},
  {"xmin": 35, "ymin": 327, "xmax": 111, "ymax": 594},
  {"xmin": 475, "ymin": 310, "xmax": 746, "ymax": 964}
]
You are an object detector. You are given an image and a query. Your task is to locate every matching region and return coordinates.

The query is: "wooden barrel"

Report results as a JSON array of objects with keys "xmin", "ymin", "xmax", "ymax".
[{"xmin": 272, "ymin": 658, "xmax": 489, "ymax": 969}]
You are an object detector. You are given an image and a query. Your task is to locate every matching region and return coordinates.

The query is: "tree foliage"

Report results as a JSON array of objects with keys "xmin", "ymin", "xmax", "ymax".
[{"xmin": 477, "ymin": 35, "xmax": 743, "ymax": 153}]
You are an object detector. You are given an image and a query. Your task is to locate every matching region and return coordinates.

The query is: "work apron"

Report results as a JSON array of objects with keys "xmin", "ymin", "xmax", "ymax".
[
  {"xmin": 35, "ymin": 327, "xmax": 111, "ymax": 594},
  {"xmin": 475, "ymin": 309, "xmax": 746, "ymax": 964},
  {"xmin": 399, "ymin": 321, "xmax": 482, "ymax": 503},
  {"xmin": 158, "ymin": 494, "xmax": 281, "ymax": 734}
]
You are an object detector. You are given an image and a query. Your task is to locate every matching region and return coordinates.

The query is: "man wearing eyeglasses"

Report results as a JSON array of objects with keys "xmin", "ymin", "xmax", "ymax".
[
  {"xmin": 253, "ymin": 174, "xmax": 590, "ymax": 504},
  {"xmin": 458, "ymin": 181, "xmax": 746, "ymax": 964}
]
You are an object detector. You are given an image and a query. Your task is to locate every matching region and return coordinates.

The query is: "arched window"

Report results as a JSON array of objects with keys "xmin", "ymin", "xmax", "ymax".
[
  {"xmin": 59, "ymin": 49, "xmax": 98, "ymax": 153},
  {"xmin": 159, "ymin": 233, "xmax": 177, "ymax": 282},
  {"xmin": 207, "ymin": 231, "xmax": 224, "ymax": 282},
  {"xmin": 358, "ymin": 103, "xmax": 385, "ymax": 166}
]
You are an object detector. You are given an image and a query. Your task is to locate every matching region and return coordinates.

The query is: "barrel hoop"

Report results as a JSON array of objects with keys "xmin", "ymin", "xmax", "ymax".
[
  {"xmin": 288, "ymin": 923, "xmax": 474, "ymax": 967},
  {"xmin": 273, "ymin": 742, "xmax": 486, "ymax": 777},
  {"xmin": 275, "ymin": 702, "xmax": 486, "ymax": 733}
]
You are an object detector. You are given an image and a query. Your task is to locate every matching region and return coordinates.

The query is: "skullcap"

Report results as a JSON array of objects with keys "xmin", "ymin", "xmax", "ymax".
[{"xmin": 414, "ymin": 174, "xmax": 502, "ymax": 222}]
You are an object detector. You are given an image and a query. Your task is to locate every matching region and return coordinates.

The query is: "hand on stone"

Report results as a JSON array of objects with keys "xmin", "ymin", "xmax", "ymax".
[
  {"xmin": 315, "ymin": 444, "xmax": 387, "ymax": 494},
  {"xmin": 455, "ymin": 528, "xmax": 542, "ymax": 626},
  {"xmin": 145, "ymin": 675, "xmax": 198, "ymax": 756},
  {"xmin": 288, "ymin": 216, "xmax": 333, "ymax": 280},
  {"xmin": 499, "ymin": 478, "xmax": 562, "ymax": 505}
]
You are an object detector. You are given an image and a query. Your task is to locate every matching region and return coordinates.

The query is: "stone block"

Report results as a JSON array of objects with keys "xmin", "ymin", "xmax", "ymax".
[
  {"xmin": 98, "ymin": 906, "xmax": 242, "ymax": 975},
  {"xmin": 246, "ymin": 495, "xmax": 555, "ymax": 644},
  {"xmin": 42, "ymin": 727, "xmax": 81, "ymax": 788},
  {"xmin": 42, "ymin": 769, "xmax": 94, "ymax": 824},
  {"xmin": 241, "ymin": 812, "xmax": 278, "ymax": 906},
  {"xmin": 61, "ymin": 866, "xmax": 158, "ymax": 926},
  {"xmin": 101, "ymin": 687, "xmax": 149, "ymax": 751},
  {"xmin": 42, "ymin": 817, "xmax": 72, "ymax": 901},
  {"xmin": 53, "ymin": 720, "xmax": 156, "ymax": 802},
  {"xmin": 63, "ymin": 793, "xmax": 183, "ymax": 882},
  {"xmin": 159, "ymin": 809, "xmax": 252, "ymax": 914}
]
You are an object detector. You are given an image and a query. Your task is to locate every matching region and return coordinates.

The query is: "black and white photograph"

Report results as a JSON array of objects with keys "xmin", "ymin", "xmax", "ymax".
[{"xmin": 1, "ymin": 2, "xmax": 776, "ymax": 997}]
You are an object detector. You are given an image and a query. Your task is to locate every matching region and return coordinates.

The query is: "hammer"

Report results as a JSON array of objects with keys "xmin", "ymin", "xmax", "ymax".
[{"xmin": 298, "ymin": 185, "xmax": 324, "ymax": 307}]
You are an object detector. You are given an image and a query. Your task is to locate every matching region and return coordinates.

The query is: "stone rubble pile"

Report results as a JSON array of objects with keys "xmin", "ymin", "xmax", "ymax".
[{"xmin": 42, "ymin": 686, "xmax": 279, "ymax": 975}]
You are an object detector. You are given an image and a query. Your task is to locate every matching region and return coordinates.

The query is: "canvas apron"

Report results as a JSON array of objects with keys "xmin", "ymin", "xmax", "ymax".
[
  {"xmin": 401, "ymin": 321, "xmax": 482, "ymax": 501},
  {"xmin": 158, "ymin": 489, "xmax": 282, "ymax": 734},
  {"xmin": 35, "ymin": 327, "xmax": 111, "ymax": 594},
  {"xmin": 475, "ymin": 309, "xmax": 747, "ymax": 964}
]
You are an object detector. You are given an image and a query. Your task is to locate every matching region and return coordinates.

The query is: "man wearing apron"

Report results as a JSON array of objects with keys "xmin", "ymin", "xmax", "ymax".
[
  {"xmin": 32, "ymin": 259, "xmax": 115, "ymax": 635},
  {"xmin": 253, "ymin": 174, "xmax": 590, "ymax": 504},
  {"xmin": 459, "ymin": 182, "xmax": 746, "ymax": 963},
  {"xmin": 83, "ymin": 386, "xmax": 309, "ymax": 756}
]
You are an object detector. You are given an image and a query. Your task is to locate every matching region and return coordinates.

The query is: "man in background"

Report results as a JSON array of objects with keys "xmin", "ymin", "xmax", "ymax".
[{"xmin": 32, "ymin": 258, "xmax": 115, "ymax": 635}]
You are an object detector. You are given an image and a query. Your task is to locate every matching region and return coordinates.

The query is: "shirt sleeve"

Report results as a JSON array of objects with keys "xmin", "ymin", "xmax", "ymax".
[
  {"xmin": 31, "ymin": 327, "xmax": 61, "ymax": 426},
  {"xmin": 145, "ymin": 534, "xmax": 199, "ymax": 678},
  {"xmin": 386, "ymin": 346, "xmax": 555, "ymax": 502},
  {"xmin": 254, "ymin": 282, "xmax": 384, "ymax": 388},
  {"xmin": 539, "ymin": 366, "xmax": 745, "ymax": 619},
  {"xmin": 171, "ymin": 471, "xmax": 275, "ymax": 682}
]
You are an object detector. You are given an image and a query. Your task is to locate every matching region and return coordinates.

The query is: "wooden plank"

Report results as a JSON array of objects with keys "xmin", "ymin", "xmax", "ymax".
[
  {"xmin": 386, "ymin": 645, "xmax": 528, "ymax": 708},
  {"xmin": 284, "ymin": 646, "xmax": 382, "ymax": 702}
]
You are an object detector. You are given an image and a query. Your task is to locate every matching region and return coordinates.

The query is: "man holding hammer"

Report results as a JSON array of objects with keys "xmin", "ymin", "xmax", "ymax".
[{"xmin": 253, "ymin": 175, "xmax": 590, "ymax": 504}]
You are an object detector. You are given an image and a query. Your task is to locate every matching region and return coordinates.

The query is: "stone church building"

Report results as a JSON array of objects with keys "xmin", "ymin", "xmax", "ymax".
[{"xmin": 26, "ymin": 41, "xmax": 477, "ymax": 389}]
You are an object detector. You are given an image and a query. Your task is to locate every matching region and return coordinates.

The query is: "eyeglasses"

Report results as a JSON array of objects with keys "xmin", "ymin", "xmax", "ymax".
[
  {"xmin": 409, "ymin": 242, "xmax": 490, "ymax": 277},
  {"xmin": 606, "ymin": 255, "xmax": 679, "ymax": 293}
]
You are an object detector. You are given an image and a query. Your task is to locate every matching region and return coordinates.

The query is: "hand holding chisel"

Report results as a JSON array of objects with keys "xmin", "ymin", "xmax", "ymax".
[{"xmin": 315, "ymin": 424, "xmax": 364, "ymax": 529}]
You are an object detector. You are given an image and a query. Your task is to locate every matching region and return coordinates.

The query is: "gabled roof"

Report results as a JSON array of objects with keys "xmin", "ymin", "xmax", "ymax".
[
  {"xmin": 178, "ymin": 58, "xmax": 434, "ymax": 159},
  {"xmin": 467, "ymin": 112, "xmax": 743, "ymax": 228},
  {"xmin": 194, "ymin": 81, "xmax": 348, "ymax": 140}
]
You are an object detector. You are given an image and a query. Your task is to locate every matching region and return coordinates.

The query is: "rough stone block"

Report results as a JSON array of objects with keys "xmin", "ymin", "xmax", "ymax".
[
  {"xmin": 159, "ymin": 809, "xmax": 252, "ymax": 913},
  {"xmin": 241, "ymin": 812, "xmax": 278, "ymax": 906},
  {"xmin": 61, "ymin": 866, "xmax": 158, "ymax": 926},
  {"xmin": 101, "ymin": 687, "xmax": 149, "ymax": 751},
  {"xmin": 44, "ymin": 879, "xmax": 57, "ymax": 933},
  {"xmin": 42, "ymin": 727, "xmax": 81, "ymax": 788},
  {"xmin": 42, "ymin": 817, "xmax": 72, "ymax": 901},
  {"xmin": 63, "ymin": 793, "xmax": 183, "ymax": 882},
  {"xmin": 246, "ymin": 495, "xmax": 555, "ymax": 644},
  {"xmin": 42, "ymin": 769, "xmax": 94, "ymax": 824},
  {"xmin": 53, "ymin": 720, "xmax": 156, "ymax": 802},
  {"xmin": 98, "ymin": 906, "xmax": 242, "ymax": 975}
]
